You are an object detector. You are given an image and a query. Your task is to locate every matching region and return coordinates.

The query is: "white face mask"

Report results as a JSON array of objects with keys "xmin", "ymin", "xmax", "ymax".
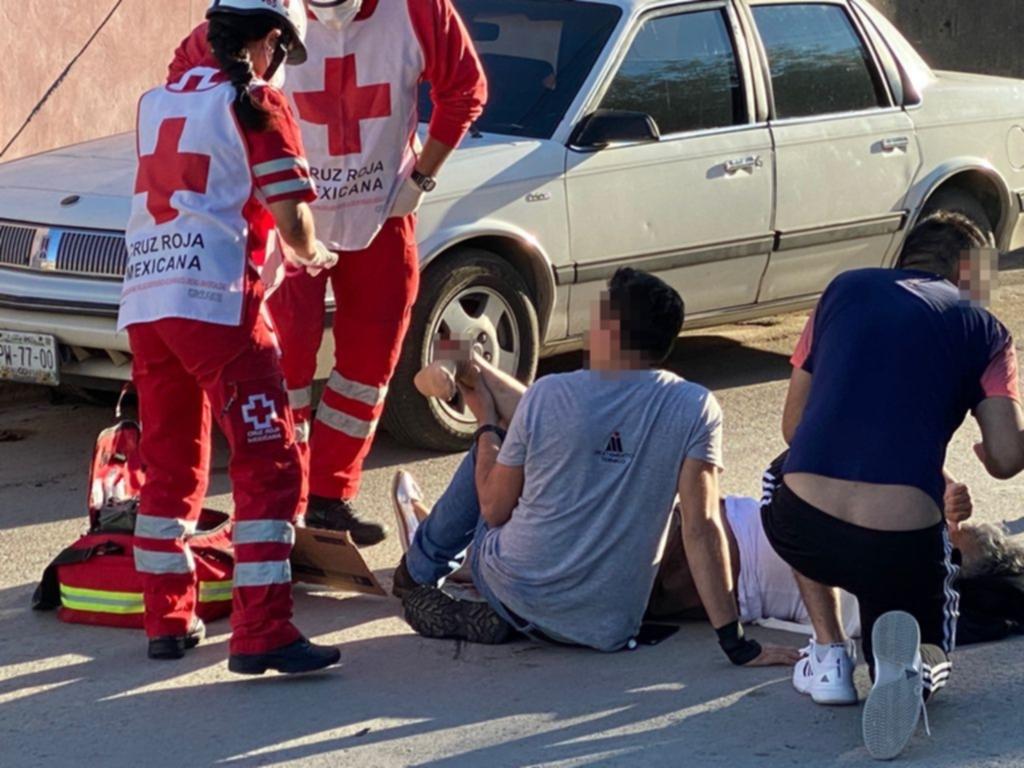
[{"xmin": 309, "ymin": 0, "xmax": 364, "ymax": 30}]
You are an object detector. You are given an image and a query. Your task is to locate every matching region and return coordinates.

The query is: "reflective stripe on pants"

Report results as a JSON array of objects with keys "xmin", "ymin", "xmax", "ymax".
[{"xmin": 134, "ymin": 548, "xmax": 195, "ymax": 575}]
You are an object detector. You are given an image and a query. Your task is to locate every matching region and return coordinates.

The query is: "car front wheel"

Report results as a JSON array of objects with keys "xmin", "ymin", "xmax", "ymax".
[
  {"xmin": 919, "ymin": 189, "xmax": 995, "ymax": 246},
  {"xmin": 382, "ymin": 248, "xmax": 539, "ymax": 451}
]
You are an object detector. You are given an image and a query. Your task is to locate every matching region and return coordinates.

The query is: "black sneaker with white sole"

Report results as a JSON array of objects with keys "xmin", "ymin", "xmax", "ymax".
[
  {"xmin": 305, "ymin": 496, "xmax": 388, "ymax": 547},
  {"xmin": 148, "ymin": 618, "xmax": 206, "ymax": 660},
  {"xmin": 403, "ymin": 585, "xmax": 514, "ymax": 645}
]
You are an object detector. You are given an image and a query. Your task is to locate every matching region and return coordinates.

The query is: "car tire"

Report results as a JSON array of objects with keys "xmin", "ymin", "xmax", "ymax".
[
  {"xmin": 382, "ymin": 248, "xmax": 540, "ymax": 452},
  {"xmin": 919, "ymin": 189, "xmax": 995, "ymax": 245}
]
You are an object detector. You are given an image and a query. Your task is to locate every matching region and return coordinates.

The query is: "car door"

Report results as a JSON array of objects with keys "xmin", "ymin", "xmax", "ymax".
[
  {"xmin": 563, "ymin": 1, "xmax": 774, "ymax": 334},
  {"xmin": 749, "ymin": 0, "xmax": 922, "ymax": 303}
]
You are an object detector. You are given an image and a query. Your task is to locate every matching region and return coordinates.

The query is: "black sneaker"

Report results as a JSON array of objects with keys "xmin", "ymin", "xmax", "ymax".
[
  {"xmin": 392, "ymin": 555, "xmax": 419, "ymax": 600},
  {"xmin": 228, "ymin": 638, "xmax": 341, "ymax": 676},
  {"xmin": 305, "ymin": 495, "xmax": 388, "ymax": 547},
  {"xmin": 148, "ymin": 618, "xmax": 206, "ymax": 660},
  {"xmin": 402, "ymin": 585, "xmax": 513, "ymax": 645}
]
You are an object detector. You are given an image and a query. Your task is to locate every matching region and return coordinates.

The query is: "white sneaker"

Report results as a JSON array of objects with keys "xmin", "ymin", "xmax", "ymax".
[
  {"xmin": 863, "ymin": 611, "xmax": 928, "ymax": 761},
  {"xmin": 793, "ymin": 641, "xmax": 858, "ymax": 705},
  {"xmin": 391, "ymin": 471, "xmax": 426, "ymax": 553}
]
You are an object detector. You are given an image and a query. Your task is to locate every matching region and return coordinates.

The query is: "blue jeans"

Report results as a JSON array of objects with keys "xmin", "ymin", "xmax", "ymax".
[{"xmin": 405, "ymin": 448, "xmax": 559, "ymax": 640}]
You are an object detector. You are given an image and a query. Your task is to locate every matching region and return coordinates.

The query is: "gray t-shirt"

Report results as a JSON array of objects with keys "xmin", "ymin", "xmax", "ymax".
[{"xmin": 475, "ymin": 368, "xmax": 723, "ymax": 651}]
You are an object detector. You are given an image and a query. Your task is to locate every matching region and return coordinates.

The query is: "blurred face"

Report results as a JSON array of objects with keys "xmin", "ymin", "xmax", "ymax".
[
  {"xmin": 958, "ymin": 247, "xmax": 999, "ymax": 308},
  {"xmin": 585, "ymin": 292, "xmax": 620, "ymax": 368}
]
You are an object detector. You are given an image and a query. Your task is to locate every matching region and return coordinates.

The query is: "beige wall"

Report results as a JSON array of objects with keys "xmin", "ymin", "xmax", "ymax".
[{"xmin": 0, "ymin": 0, "xmax": 207, "ymax": 161}]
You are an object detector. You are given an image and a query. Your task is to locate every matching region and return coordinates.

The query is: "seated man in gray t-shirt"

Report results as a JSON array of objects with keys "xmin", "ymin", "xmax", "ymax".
[{"xmin": 393, "ymin": 269, "xmax": 796, "ymax": 666}]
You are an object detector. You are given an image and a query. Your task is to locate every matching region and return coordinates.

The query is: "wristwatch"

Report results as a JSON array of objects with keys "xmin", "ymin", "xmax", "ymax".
[
  {"xmin": 411, "ymin": 169, "xmax": 437, "ymax": 192},
  {"xmin": 473, "ymin": 424, "xmax": 506, "ymax": 444}
]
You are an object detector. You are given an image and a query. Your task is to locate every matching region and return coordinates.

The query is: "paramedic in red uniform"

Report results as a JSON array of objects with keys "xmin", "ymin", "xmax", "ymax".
[
  {"xmin": 170, "ymin": 0, "xmax": 488, "ymax": 543},
  {"xmin": 120, "ymin": 0, "xmax": 340, "ymax": 675}
]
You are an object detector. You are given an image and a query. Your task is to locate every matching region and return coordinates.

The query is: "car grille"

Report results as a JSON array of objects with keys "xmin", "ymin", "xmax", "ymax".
[
  {"xmin": 55, "ymin": 231, "xmax": 128, "ymax": 278},
  {"xmin": 0, "ymin": 224, "xmax": 33, "ymax": 268},
  {"xmin": 0, "ymin": 222, "xmax": 127, "ymax": 278}
]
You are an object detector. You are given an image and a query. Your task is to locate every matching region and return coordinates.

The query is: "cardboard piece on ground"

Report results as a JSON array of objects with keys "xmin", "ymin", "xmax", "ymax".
[{"xmin": 291, "ymin": 527, "xmax": 387, "ymax": 596}]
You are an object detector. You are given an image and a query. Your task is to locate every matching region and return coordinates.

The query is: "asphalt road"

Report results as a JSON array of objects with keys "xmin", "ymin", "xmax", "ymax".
[{"xmin": 2, "ymin": 279, "xmax": 1023, "ymax": 767}]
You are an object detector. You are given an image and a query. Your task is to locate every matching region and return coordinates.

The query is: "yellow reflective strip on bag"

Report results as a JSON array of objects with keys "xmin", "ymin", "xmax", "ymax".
[
  {"xmin": 59, "ymin": 584, "xmax": 144, "ymax": 614},
  {"xmin": 198, "ymin": 580, "xmax": 233, "ymax": 603},
  {"xmin": 60, "ymin": 584, "xmax": 144, "ymax": 602}
]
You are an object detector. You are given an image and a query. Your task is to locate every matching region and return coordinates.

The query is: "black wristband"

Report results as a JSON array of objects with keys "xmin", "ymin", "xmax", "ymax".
[
  {"xmin": 473, "ymin": 425, "xmax": 506, "ymax": 444},
  {"xmin": 715, "ymin": 621, "xmax": 762, "ymax": 666}
]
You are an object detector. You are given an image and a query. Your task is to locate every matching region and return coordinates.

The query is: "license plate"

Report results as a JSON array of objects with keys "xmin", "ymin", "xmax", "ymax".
[{"xmin": 0, "ymin": 331, "xmax": 60, "ymax": 386}]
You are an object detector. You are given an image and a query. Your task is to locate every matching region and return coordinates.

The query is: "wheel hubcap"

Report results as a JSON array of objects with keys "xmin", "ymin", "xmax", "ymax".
[{"xmin": 427, "ymin": 286, "xmax": 521, "ymax": 426}]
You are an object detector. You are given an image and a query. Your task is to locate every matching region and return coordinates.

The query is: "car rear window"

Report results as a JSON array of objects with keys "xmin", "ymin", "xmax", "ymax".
[{"xmin": 752, "ymin": 3, "xmax": 889, "ymax": 119}]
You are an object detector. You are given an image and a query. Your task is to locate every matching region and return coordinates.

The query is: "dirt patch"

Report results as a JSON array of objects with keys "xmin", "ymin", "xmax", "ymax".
[{"xmin": 0, "ymin": 429, "xmax": 30, "ymax": 442}]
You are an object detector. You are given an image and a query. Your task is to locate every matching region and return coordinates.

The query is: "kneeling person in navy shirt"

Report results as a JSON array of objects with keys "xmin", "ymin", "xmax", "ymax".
[{"xmin": 763, "ymin": 212, "xmax": 1024, "ymax": 758}]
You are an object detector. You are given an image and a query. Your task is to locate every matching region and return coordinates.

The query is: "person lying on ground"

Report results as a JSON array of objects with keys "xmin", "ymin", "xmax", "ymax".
[
  {"xmin": 647, "ymin": 460, "xmax": 1024, "ymax": 646},
  {"xmin": 763, "ymin": 212, "xmax": 1024, "ymax": 759},
  {"xmin": 389, "ymin": 267, "xmax": 798, "ymax": 667}
]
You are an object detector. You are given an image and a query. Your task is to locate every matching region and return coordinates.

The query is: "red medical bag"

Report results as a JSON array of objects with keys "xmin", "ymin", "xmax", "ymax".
[{"xmin": 32, "ymin": 387, "xmax": 235, "ymax": 628}]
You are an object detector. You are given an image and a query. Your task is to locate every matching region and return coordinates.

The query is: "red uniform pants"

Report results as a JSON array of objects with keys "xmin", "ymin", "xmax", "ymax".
[
  {"xmin": 268, "ymin": 215, "xmax": 420, "ymax": 501},
  {"xmin": 129, "ymin": 283, "xmax": 302, "ymax": 655}
]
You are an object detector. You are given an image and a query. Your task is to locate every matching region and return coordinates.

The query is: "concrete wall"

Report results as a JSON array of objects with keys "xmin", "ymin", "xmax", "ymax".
[
  {"xmin": 872, "ymin": 0, "xmax": 1024, "ymax": 80},
  {"xmin": 0, "ymin": 0, "xmax": 206, "ymax": 161}
]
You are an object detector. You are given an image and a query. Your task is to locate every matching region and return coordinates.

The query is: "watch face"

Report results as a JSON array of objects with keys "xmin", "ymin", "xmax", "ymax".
[{"xmin": 413, "ymin": 171, "xmax": 437, "ymax": 192}]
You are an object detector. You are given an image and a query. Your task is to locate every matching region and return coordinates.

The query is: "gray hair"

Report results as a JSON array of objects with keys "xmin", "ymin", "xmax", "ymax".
[{"xmin": 960, "ymin": 522, "xmax": 1024, "ymax": 579}]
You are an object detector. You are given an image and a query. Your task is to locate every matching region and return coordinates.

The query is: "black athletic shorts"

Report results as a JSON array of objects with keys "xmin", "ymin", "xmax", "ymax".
[{"xmin": 761, "ymin": 475, "xmax": 959, "ymax": 690}]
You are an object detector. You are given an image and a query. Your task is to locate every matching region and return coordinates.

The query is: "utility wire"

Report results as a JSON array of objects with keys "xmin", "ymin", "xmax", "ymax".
[{"xmin": 0, "ymin": 0, "xmax": 125, "ymax": 160}]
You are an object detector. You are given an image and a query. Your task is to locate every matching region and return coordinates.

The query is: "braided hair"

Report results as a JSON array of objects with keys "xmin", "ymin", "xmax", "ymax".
[{"xmin": 207, "ymin": 15, "xmax": 281, "ymax": 132}]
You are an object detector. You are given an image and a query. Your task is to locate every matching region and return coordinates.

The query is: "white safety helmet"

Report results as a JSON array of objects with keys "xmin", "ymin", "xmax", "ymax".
[
  {"xmin": 206, "ymin": 0, "xmax": 309, "ymax": 64},
  {"xmin": 307, "ymin": 0, "xmax": 364, "ymax": 30}
]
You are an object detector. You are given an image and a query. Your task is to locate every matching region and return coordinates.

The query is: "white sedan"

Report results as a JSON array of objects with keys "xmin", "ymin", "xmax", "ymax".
[{"xmin": 2, "ymin": 0, "xmax": 1024, "ymax": 449}]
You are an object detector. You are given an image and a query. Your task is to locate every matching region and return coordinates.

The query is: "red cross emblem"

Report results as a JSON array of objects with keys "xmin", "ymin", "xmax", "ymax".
[
  {"xmin": 134, "ymin": 117, "xmax": 211, "ymax": 225},
  {"xmin": 241, "ymin": 393, "xmax": 278, "ymax": 431},
  {"xmin": 293, "ymin": 55, "xmax": 392, "ymax": 157}
]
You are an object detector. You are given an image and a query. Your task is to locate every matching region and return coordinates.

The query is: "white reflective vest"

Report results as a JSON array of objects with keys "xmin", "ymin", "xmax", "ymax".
[
  {"xmin": 119, "ymin": 68, "xmax": 255, "ymax": 330},
  {"xmin": 285, "ymin": 4, "xmax": 424, "ymax": 252}
]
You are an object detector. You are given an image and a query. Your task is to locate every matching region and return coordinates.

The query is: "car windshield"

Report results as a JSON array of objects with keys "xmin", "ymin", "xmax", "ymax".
[{"xmin": 419, "ymin": 0, "xmax": 622, "ymax": 139}]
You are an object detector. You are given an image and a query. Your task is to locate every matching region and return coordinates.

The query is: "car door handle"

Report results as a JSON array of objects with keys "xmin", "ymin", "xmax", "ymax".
[
  {"xmin": 724, "ymin": 155, "xmax": 762, "ymax": 175},
  {"xmin": 881, "ymin": 136, "xmax": 910, "ymax": 153}
]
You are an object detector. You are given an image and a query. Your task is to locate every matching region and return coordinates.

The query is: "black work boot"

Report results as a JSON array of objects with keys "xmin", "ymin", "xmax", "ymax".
[
  {"xmin": 148, "ymin": 618, "xmax": 206, "ymax": 660},
  {"xmin": 391, "ymin": 555, "xmax": 419, "ymax": 600},
  {"xmin": 305, "ymin": 495, "xmax": 388, "ymax": 547},
  {"xmin": 402, "ymin": 585, "xmax": 513, "ymax": 645},
  {"xmin": 228, "ymin": 638, "xmax": 341, "ymax": 676}
]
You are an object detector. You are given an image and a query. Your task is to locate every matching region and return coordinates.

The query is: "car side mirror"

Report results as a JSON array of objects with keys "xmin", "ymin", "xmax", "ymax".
[{"xmin": 570, "ymin": 110, "xmax": 660, "ymax": 149}]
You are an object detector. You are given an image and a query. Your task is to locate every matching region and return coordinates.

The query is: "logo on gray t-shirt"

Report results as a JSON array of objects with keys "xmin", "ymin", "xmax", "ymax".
[{"xmin": 596, "ymin": 430, "xmax": 632, "ymax": 465}]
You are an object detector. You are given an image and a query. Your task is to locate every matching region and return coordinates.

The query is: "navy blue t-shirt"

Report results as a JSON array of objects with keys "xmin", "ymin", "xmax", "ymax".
[{"xmin": 785, "ymin": 268, "xmax": 1015, "ymax": 508}]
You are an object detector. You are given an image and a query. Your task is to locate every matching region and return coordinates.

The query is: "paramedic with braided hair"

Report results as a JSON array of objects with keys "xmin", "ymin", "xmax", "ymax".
[
  {"xmin": 170, "ymin": 0, "xmax": 487, "ymax": 543},
  {"xmin": 121, "ymin": 0, "xmax": 339, "ymax": 675}
]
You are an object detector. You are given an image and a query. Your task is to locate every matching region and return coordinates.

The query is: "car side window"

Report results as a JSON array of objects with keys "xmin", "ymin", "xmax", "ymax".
[
  {"xmin": 752, "ymin": 3, "xmax": 889, "ymax": 119},
  {"xmin": 599, "ymin": 9, "xmax": 746, "ymax": 136}
]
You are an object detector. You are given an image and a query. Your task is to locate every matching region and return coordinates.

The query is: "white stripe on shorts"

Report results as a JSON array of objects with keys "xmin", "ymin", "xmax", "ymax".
[{"xmin": 941, "ymin": 528, "xmax": 960, "ymax": 652}]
